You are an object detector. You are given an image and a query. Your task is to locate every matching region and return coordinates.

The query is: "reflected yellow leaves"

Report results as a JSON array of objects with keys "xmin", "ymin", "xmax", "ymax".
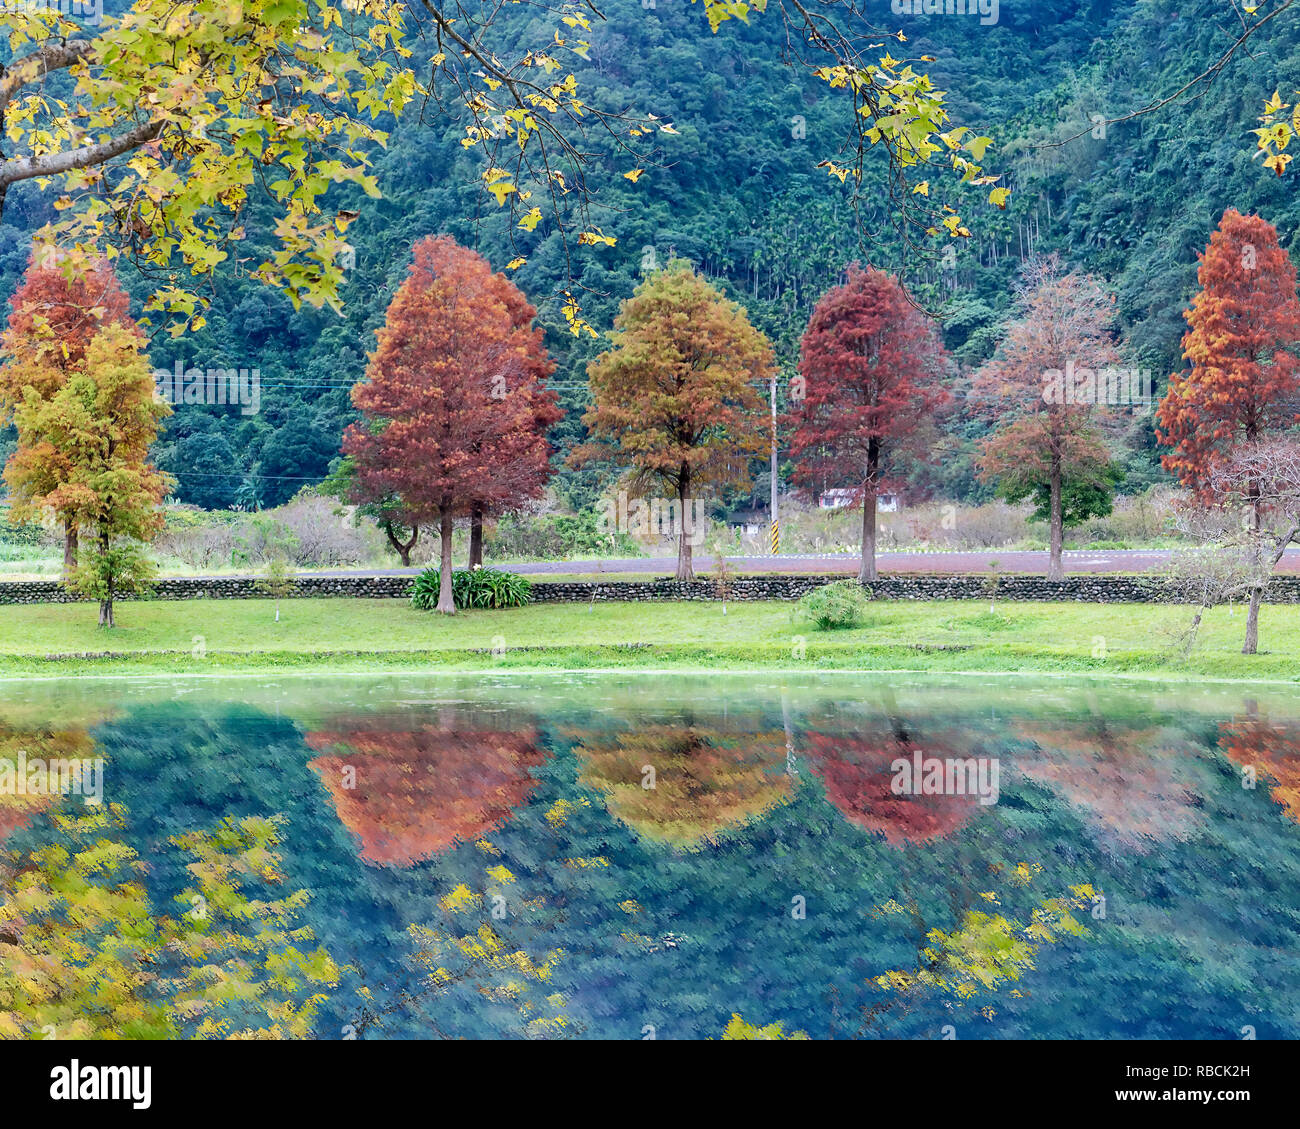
[{"xmin": 571, "ymin": 725, "xmax": 792, "ymax": 849}]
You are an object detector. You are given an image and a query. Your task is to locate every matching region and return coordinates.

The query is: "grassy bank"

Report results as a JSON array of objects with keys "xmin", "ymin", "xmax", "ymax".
[{"xmin": 0, "ymin": 597, "xmax": 1297, "ymax": 681}]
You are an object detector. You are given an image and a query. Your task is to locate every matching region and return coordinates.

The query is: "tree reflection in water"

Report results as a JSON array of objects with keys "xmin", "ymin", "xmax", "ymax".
[{"xmin": 306, "ymin": 719, "xmax": 546, "ymax": 867}]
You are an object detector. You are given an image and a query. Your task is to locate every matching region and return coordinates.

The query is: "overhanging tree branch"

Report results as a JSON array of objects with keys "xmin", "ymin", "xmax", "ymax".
[
  {"xmin": 0, "ymin": 119, "xmax": 163, "ymax": 189},
  {"xmin": 0, "ymin": 39, "xmax": 95, "ymax": 118}
]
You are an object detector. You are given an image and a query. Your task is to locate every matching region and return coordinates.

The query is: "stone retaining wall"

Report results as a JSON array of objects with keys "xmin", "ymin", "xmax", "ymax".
[
  {"xmin": 529, "ymin": 575, "xmax": 1177, "ymax": 603},
  {"xmin": 0, "ymin": 575, "xmax": 414, "ymax": 604},
  {"xmin": 4, "ymin": 572, "xmax": 1300, "ymax": 604}
]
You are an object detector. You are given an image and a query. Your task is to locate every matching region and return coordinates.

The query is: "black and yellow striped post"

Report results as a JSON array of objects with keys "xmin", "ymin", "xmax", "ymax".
[{"xmin": 769, "ymin": 375, "xmax": 780, "ymax": 557}]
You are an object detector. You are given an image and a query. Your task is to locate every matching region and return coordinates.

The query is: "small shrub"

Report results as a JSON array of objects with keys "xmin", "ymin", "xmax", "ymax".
[
  {"xmin": 983, "ymin": 559, "xmax": 1001, "ymax": 611},
  {"xmin": 798, "ymin": 579, "xmax": 871, "ymax": 630},
  {"xmin": 254, "ymin": 556, "xmax": 296, "ymax": 621},
  {"xmin": 410, "ymin": 566, "xmax": 532, "ymax": 610},
  {"xmin": 464, "ymin": 567, "xmax": 532, "ymax": 609},
  {"xmin": 488, "ymin": 509, "xmax": 640, "ymax": 559},
  {"xmin": 274, "ymin": 492, "xmax": 381, "ymax": 566}
]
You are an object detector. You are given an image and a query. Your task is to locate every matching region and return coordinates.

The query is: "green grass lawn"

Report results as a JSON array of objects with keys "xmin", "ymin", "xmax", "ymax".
[{"xmin": 0, "ymin": 596, "xmax": 1297, "ymax": 681}]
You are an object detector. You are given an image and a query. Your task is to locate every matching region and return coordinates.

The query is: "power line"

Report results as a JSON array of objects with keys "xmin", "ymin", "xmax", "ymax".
[
  {"xmin": 168, "ymin": 381, "xmax": 595, "ymax": 392},
  {"xmin": 238, "ymin": 379, "xmax": 594, "ymax": 386},
  {"xmin": 165, "ymin": 470, "xmax": 329, "ymax": 481}
]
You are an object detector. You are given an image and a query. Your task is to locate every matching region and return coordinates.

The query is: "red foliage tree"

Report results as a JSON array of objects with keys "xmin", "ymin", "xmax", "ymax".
[
  {"xmin": 468, "ymin": 268, "xmax": 562, "ymax": 567},
  {"xmin": 342, "ymin": 236, "xmax": 557, "ymax": 612},
  {"xmin": 0, "ymin": 247, "xmax": 134, "ymax": 573},
  {"xmin": 1156, "ymin": 209, "xmax": 1300, "ymax": 651},
  {"xmin": 971, "ymin": 257, "xmax": 1120, "ymax": 581},
  {"xmin": 785, "ymin": 266, "xmax": 950, "ymax": 581}
]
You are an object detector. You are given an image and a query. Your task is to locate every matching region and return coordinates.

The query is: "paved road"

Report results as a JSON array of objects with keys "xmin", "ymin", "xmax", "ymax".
[{"xmin": 213, "ymin": 547, "xmax": 1300, "ymax": 579}]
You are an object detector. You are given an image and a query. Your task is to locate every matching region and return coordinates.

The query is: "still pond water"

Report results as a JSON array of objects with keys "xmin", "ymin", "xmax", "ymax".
[{"xmin": 2, "ymin": 672, "xmax": 1298, "ymax": 1039}]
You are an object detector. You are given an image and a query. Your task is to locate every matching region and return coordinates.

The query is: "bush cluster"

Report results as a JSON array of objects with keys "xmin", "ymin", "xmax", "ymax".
[
  {"xmin": 798, "ymin": 579, "xmax": 871, "ymax": 630},
  {"xmin": 410, "ymin": 566, "xmax": 532, "ymax": 610},
  {"xmin": 487, "ymin": 509, "xmax": 640, "ymax": 560}
]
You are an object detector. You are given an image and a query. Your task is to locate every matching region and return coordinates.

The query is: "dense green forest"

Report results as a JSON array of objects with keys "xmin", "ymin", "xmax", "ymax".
[{"xmin": 1, "ymin": 0, "xmax": 1296, "ymax": 514}]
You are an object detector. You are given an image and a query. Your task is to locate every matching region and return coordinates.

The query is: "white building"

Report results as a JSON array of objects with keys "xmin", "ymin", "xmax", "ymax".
[{"xmin": 819, "ymin": 489, "xmax": 899, "ymax": 512}]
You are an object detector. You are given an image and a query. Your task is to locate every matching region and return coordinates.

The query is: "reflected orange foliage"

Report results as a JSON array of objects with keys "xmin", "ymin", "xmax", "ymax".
[
  {"xmin": 0, "ymin": 725, "xmax": 99, "ymax": 843},
  {"xmin": 1219, "ymin": 715, "xmax": 1300, "ymax": 824},
  {"xmin": 306, "ymin": 724, "xmax": 545, "ymax": 866}
]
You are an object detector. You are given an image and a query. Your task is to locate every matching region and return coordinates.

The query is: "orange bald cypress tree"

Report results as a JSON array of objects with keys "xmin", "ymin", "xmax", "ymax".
[
  {"xmin": 1157, "ymin": 210, "xmax": 1300, "ymax": 498},
  {"xmin": 0, "ymin": 248, "xmax": 134, "ymax": 574},
  {"xmin": 1157, "ymin": 210, "xmax": 1300, "ymax": 653},
  {"xmin": 576, "ymin": 260, "xmax": 770, "ymax": 581},
  {"xmin": 306, "ymin": 724, "xmax": 545, "ymax": 866},
  {"xmin": 8, "ymin": 323, "xmax": 172, "ymax": 626}
]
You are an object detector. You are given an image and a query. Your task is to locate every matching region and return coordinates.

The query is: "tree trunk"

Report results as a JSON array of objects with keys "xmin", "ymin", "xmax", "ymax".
[
  {"xmin": 384, "ymin": 521, "xmax": 418, "ymax": 568},
  {"xmin": 1242, "ymin": 493, "xmax": 1264, "ymax": 655},
  {"xmin": 436, "ymin": 509, "xmax": 455, "ymax": 614},
  {"xmin": 1047, "ymin": 455, "xmax": 1064, "ymax": 581},
  {"xmin": 1243, "ymin": 587, "xmax": 1262, "ymax": 654},
  {"xmin": 469, "ymin": 504, "xmax": 484, "ymax": 568},
  {"xmin": 675, "ymin": 469, "xmax": 693, "ymax": 582},
  {"xmin": 63, "ymin": 522, "xmax": 78, "ymax": 579},
  {"xmin": 1186, "ymin": 608, "xmax": 1204, "ymax": 656},
  {"xmin": 859, "ymin": 496, "xmax": 877, "ymax": 583},
  {"xmin": 96, "ymin": 527, "xmax": 113, "ymax": 627},
  {"xmin": 98, "ymin": 574, "xmax": 114, "ymax": 628},
  {"xmin": 859, "ymin": 439, "xmax": 879, "ymax": 583}
]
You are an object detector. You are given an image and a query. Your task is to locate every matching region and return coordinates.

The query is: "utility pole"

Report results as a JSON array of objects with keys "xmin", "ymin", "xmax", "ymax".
[{"xmin": 769, "ymin": 373, "xmax": 779, "ymax": 556}]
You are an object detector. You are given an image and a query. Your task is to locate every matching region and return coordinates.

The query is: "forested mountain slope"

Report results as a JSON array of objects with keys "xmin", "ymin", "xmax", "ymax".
[{"xmin": 0, "ymin": 0, "xmax": 1294, "ymax": 510}]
